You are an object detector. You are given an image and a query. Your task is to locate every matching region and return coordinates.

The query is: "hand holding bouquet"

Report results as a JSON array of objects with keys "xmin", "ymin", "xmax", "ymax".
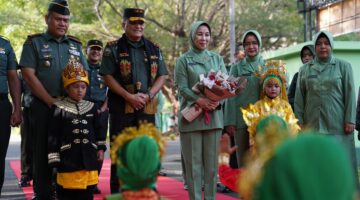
[
  {"xmin": 182, "ymin": 70, "xmax": 247, "ymax": 123},
  {"xmin": 192, "ymin": 70, "xmax": 247, "ymax": 101}
]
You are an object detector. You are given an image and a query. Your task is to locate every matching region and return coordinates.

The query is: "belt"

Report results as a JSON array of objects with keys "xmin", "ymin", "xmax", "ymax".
[{"xmin": 0, "ymin": 93, "xmax": 8, "ymax": 100}]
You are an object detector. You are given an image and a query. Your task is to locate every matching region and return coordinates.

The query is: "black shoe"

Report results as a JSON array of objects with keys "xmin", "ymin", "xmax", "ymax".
[
  {"xmin": 18, "ymin": 176, "xmax": 31, "ymax": 187},
  {"xmin": 93, "ymin": 185, "xmax": 101, "ymax": 194}
]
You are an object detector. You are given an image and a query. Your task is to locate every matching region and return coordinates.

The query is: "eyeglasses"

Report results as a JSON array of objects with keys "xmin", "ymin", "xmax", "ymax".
[{"xmin": 128, "ymin": 20, "xmax": 144, "ymax": 25}]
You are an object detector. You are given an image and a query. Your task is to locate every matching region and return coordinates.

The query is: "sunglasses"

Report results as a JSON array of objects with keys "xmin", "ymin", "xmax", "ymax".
[{"xmin": 128, "ymin": 20, "xmax": 144, "ymax": 25}]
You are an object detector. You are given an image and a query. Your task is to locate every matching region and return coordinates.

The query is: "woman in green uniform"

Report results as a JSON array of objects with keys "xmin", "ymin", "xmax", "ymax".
[
  {"xmin": 294, "ymin": 30, "xmax": 359, "ymax": 190},
  {"xmin": 224, "ymin": 30, "xmax": 265, "ymax": 167},
  {"xmin": 174, "ymin": 21, "xmax": 226, "ymax": 200}
]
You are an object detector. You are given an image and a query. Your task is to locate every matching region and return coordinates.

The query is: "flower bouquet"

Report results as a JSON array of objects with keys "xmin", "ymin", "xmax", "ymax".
[{"xmin": 181, "ymin": 70, "xmax": 247, "ymax": 123}]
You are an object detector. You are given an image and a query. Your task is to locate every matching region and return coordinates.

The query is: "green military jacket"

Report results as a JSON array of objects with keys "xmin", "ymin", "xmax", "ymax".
[
  {"xmin": 175, "ymin": 49, "xmax": 226, "ymax": 132},
  {"xmin": 224, "ymin": 30, "xmax": 265, "ymax": 129},
  {"xmin": 294, "ymin": 31, "xmax": 356, "ymax": 134},
  {"xmin": 223, "ymin": 57, "xmax": 265, "ymax": 128},
  {"xmin": 0, "ymin": 36, "xmax": 18, "ymax": 94},
  {"xmin": 85, "ymin": 62, "xmax": 107, "ymax": 102},
  {"xmin": 19, "ymin": 31, "xmax": 88, "ymax": 97}
]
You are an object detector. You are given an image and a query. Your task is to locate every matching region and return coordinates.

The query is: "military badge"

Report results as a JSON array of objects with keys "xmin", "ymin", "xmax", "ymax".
[
  {"xmin": 119, "ymin": 59, "xmax": 132, "ymax": 81},
  {"xmin": 150, "ymin": 61, "xmax": 158, "ymax": 79},
  {"xmin": 0, "ymin": 48, "xmax": 5, "ymax": 54},
  {"xmin": 44, "ymin": 60, "xmax": 51, "ymax": 68},
  {"xmin": 69, "ymin": 49, "xmax": 80, "ymax": 57}
]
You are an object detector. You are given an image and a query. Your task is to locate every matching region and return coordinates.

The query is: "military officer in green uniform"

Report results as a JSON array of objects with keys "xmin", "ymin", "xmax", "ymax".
[
  {"xmin": 175, "ymin": 21, "xmax": 226, "ymax": 200},
  {"xmin": 19, "ymin": 1, "xmax": 88, "ymax": 199},
  {"xmin": 85, "ymin": 39, "xmax": 108, "ymax": 194},
  {"xmin": 295, "ymin": 30, "xmax": 359, "ymax": 190},
  {"xmin": 224, "ymin": 30, "xmax": 265, "ymax": 167},
  {"xmin": 99, "ymin": 8, "xmax": 168, "ymax": 193},
  {"xmin": 0, "ymin": 36, "xmax": 22, "ymax": 197}
]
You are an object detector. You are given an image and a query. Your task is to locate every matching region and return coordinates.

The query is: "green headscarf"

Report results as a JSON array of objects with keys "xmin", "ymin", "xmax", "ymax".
[
  {"xmin": 254, "ymin": 133, "xmax": 355, "ymax": 200},
  {"xmin": 313, "ymin": 30, "xmax": 334, "ymax": 63},
  {"xmin": 189, "ymin": 21, "xmax": 211, "ymax": 52},
  {"xmin": 300, "ymin": 44, "xmax": 315, "ymax": 59},
  {"xmin": 241, "ymin": 30, "xmax": 264, "ymax": 68},
  {"xmin": 117, "ymin": 135, "xmax": 161, "ymax": 191},
  {"xmin": 187, "ymin": 21, "xmax": 213, "ymax": 65},
  {"xmin": 242, "ymin": 30, "xmax": 262, "ymax": 57}
]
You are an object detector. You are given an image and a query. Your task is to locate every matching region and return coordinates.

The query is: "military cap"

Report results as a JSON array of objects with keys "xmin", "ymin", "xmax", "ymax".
[
  {"xmin": 48, "ymin": 0, "xmax": 70, "ymax": 15},
  {"xmin": 86, "ymin": 40, "xmax": 103, "ymax": 49},
  {"xmin": 123, "ymin": 8, "xmax": 145, "ymax": 22}
]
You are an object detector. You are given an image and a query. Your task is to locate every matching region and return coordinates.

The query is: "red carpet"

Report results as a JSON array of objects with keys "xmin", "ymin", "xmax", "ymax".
[{"xmin": 10, "ymin": 159, "xmax": 237, "ymax": 200}]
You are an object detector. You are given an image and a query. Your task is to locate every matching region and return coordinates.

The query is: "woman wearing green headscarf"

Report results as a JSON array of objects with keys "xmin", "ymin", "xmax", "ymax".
[
  {"xmin": 294, "ymin": 30, "xmax": 359, "ymax": 189},
  {"xmin": 174, "ymin": 21, "xmax": 226, "ymax": 200},
  {"xmin": 287, "ymin": 44, "xmax": 314, "ymax": 110},
  {"xmin": 224, "ymin": 30, "xmax": 265, "ymax": 167}
]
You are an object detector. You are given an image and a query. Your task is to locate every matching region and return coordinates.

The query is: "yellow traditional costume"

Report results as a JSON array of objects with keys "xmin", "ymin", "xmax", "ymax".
[{"xmin": 241, "ymin": 60, "xmax": 300, "ymax": 152}]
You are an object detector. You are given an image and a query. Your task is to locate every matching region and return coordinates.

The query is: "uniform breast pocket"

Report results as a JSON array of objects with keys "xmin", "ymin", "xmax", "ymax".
[{"xmin": 322, "ymin": 75, "xmax": 342, "ymax": 92}]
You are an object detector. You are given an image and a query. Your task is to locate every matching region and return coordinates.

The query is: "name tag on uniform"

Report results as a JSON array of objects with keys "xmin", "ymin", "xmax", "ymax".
[
  {"xmin": 41, "ymin": 48, "xmax": 52, "ymax": 53},
  {"xmin": 308, "ymin": 75, "xmax": 317, "ymax": 79},
  {"xmin": 86, "ymin": 114, "xmax": 94, "ymax": 117},
  {"xmin": 0, "ymin": 48, "xmax": 5, "ymax": 54},
  {"xmin": 187, "ymin": 62, "xmax": 197, "ymax": 66},
  {"xmin": 69, "ymin": 49, "xmax": 80, "ymax": 56}
]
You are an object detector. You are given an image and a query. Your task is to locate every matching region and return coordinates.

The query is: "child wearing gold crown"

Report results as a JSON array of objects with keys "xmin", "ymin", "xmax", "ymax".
[
  {"xmin": 47, "ymin": 58, "xmax": 107, "ymax": 200},
  {"xmin": 241, "ymin": 60, "xmax": 300, "ymax": 153}
]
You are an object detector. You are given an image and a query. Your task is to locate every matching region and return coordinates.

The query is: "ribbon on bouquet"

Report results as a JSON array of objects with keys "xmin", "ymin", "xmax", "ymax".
[{"xmin": 204, "ymin": 110, "xmax": 211, "ymax": 125}]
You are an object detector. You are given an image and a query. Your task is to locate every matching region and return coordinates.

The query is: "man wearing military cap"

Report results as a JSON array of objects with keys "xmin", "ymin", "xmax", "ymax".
[
  {"xmin": 100, "ymin": 8, "xmax": 168, "ymax": 193},
  {"xmin": 19, "ymin": 0, "xmax": 88, "ymax": 199},
  {"xmin": 0, "ymin": 36, "xmax": 22, "ymax": 197},
  {"xmin": 85, "ymin": 39, "xmax": 108, "ymax": 194}
]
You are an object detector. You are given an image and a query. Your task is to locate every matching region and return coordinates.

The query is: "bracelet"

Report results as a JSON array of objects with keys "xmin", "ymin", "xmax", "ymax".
[{"xmin": 147, "ymin": 91, "xmax": 154, "ymax": 100}]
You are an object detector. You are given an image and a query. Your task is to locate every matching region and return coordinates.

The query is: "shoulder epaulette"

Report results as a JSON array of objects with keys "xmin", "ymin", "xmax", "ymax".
[
  {"xmin": 27, "ymin": 33, "xmax": 42, "ymax": 39},
  {"xmin": 0, "ymin": 35, "xmax": 9, "ymax": 42},
  {"xmin": 24, "ymin": 33, "xmax": 42, "ymax": 45},
  {"xmin": 106, "ymin": 39, "xmax": 118, "ymax": 46},
  {"xmin": 67, "ymin": 35, "xmax": 82, "ymax": 45}
]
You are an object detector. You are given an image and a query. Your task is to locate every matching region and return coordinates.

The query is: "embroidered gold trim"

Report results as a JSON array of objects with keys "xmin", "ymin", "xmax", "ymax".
[{"xmin": 54, "ymin": 98, "xmax": 94, "ymax": 115}]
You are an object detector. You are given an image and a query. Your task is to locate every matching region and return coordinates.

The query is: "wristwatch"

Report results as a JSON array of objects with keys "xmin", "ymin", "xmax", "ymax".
[{"xmin": 147, "ymin": 91, "xmax": 154, "ymax": 100}]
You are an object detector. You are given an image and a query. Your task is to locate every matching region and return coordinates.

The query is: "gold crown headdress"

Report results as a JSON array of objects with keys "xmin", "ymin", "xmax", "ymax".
[
  {"xmin": 62, "ymin": 58, "xmax": 89, "ymax": 88},
  {"xmin": 256, "ymin": 60, "xmax": 288, "ymax": 100}
]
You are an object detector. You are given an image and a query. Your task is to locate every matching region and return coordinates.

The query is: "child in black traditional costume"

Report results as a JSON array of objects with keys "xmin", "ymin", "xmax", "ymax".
[{"xmin": 47, "ymin": 58, "xmax": 107, "ymax": 200}]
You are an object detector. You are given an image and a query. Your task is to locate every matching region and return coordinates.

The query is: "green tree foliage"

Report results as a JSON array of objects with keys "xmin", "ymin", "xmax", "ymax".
[{"xmin": 0, "ymin": 0, "xmax": 303, "ymax": 107}]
